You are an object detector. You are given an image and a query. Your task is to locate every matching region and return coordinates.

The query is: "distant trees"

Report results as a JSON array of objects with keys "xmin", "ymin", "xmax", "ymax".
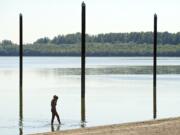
[
  {"xmin": 34, "ymin": 37, "xmax": 50, "ymax": 44},
  {"xmin": 3, "ymin": 32, "xmax": 180, "ymax": 46},
  {"xmin": 33, "ymin": 32, "xmax": 180, "ymax": 45},
  {"xmin": 1, "ymin": 40, "xmax": 14, "ymax": 46},
  {"xmin": 0, "ymin": 32, "xmax": 180, "ymax": 56},
  {"xmin": 51, "ymin": 33, "xmax": 81, "ymax": 44},
  {"xmin": 90, "ymin": 32, "xmax": 180, "ymax": 44}
]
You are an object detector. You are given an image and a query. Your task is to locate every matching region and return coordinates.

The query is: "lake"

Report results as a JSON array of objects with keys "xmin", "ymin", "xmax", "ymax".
[{"xmin": 0, "ymin": 57, "xmax": 180, "ymax": 135}]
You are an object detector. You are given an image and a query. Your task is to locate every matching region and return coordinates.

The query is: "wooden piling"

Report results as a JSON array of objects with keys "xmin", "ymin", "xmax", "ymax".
[
  {"xmin": 81, "ymin": 1, "xmax": 86, "ymax": 122},
  {"xmin": 153, "ymin": 14, "xmax": 157, "ymax": 119},
  {"xmin": 19, "ymin": 13, "xmax": 23, "ymax": 120}
]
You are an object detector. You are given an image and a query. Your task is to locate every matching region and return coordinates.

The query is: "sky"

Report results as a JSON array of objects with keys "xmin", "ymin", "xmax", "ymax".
[{"xmin": 0, "ymin": 0, "xmax": 180, "ymax": 43}]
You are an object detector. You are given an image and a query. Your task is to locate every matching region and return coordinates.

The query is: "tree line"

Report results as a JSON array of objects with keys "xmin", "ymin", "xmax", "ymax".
[
  {"xmin": 0, "ymin": 32, "xmax": 180, "ymax": 56},
  {"xmin": 33, "ymin": 32, "xmax": 180, "ymax": 45},
  {"xmin": 1, "ymin": 32, "xmax": 180, "ymax": 46}
]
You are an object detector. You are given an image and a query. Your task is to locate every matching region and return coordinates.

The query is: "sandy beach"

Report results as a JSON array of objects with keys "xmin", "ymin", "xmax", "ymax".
[{"xmin": 31, "ymin": 117, "xmax": 180, "ymax": 135}]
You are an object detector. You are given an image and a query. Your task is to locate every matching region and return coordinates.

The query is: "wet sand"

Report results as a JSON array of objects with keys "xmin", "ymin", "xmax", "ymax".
[{"xmin": 31, "ymin": 117, "xmax": 180, "ymax": 135}]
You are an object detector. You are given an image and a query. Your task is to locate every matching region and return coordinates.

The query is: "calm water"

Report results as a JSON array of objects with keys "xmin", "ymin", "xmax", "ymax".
[{"xmin": 0, "ymin": 57, "xmax": 180, "ymax": 135}]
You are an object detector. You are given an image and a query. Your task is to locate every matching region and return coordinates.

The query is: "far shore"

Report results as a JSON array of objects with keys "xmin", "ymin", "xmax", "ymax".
[{"xmin": 0, "ymin": 56, "xmax": 180, "ymax": 57}]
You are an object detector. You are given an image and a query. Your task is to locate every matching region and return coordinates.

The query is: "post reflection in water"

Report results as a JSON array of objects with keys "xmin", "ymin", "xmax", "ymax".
[
  {"xmin": 51, "ymin": 124, "xmax": 60, "ymax": 132},
  {"xmin": 81, "ymin": 121, "xmax": 86, "ymax": 128},
  {"xmin": 19, "ymin": 119, "xmax": 23, "ymax": 135}
]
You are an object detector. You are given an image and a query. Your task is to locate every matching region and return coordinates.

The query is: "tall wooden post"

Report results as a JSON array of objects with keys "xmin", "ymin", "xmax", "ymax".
[
  {"xmin": 81, "ymin": 1, "xmax": 86, "ymax": 122},
  {"xmin": 19, "ymin": 13, "xmax": 23, "ymax": 120},
  {"xmin": 153, "ymin": 14, "xmax": 157, "ymax": 119}
]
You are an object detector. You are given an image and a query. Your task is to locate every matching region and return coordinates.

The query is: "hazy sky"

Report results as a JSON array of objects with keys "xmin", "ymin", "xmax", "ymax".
[{"xmin": 0, "ymin": 0, "xmax": 180, "ymax": 43}]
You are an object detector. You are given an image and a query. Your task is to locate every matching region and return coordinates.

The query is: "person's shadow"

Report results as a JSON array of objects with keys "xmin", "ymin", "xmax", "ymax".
[{"xmin": 51, "ymin": 124, "xmax": 60, "ymax": 132}]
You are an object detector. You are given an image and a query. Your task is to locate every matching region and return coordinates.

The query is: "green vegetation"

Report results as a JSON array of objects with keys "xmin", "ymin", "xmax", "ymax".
[{"xmin": 1, "ymin": 32, "xmax": 180, "ymax": 56}]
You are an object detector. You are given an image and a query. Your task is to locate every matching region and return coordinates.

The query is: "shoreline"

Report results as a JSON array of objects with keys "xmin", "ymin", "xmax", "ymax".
[{"xmin": 31, "ymin": 117, "xmax": 180, "ymax": 135}]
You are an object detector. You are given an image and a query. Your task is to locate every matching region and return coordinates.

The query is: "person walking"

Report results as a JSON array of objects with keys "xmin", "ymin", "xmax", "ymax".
[{"xmin": 51, "ymin": 95, "xmax": 61, "ymax": 125}]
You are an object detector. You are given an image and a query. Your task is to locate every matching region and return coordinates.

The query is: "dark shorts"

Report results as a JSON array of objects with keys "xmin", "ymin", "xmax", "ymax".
[{"xmin": 51, "ymin": 109, "xmax": 57, "ymax": 114}]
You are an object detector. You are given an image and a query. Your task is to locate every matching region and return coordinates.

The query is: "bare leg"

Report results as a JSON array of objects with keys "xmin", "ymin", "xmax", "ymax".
[
  {"xmin": 55, "ymin": 112, "xmax": 61, "ymax": 124},
  {"xmin": 51, "ymin": 113, "xmax": 55, "ymax": 125}
]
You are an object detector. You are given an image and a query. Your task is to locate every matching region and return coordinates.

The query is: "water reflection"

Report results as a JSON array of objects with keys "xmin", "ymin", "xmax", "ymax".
[
  {"xmin": 81, "ymin": 121, "xmax": 86, "ymax": 128},
  {"xmin": 19, "ymin": 119, "xmax": 23, "ymax": 135},
  {"xmin": 1, "ymin": 66, "xmax": 180, "ymax": 77},
  {"xmin": 51, "ymin": 124, "xmax": 60, "ymax": 132},
  {"xmin": 28, "ymin": 65, "xmax": 180, "ymax": 76}
]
